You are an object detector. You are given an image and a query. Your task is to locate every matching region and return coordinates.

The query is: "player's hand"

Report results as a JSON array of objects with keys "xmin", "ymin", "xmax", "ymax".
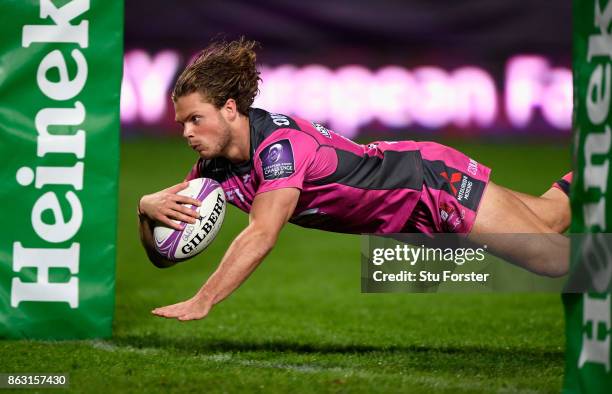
[
  {"xmin": 151, "ymin": 295, "xmax": 212, "ymax": 321},
  {"xmin": 138, "ymin": 182, "xmax": 202, "ymax": 231}
]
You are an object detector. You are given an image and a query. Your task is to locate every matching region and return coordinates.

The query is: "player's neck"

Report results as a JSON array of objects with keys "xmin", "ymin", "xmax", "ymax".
[{"xmin": 224, "ymin": 113, "xmax": 251, "ymax": 164}]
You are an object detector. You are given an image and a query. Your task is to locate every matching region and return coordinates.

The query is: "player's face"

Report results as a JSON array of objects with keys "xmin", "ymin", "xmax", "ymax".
[{"xmin": 174, "ymin": 92, "xmax": 231, "ymax": 159}]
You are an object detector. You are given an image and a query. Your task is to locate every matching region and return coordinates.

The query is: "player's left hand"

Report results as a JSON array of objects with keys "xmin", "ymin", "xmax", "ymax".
[{"xmin": 151, "ymin": 295, "xmax": 212, "ymax": 321}]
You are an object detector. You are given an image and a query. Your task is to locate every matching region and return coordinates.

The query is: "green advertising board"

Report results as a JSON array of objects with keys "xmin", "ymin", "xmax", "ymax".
[
  {"xmin": 564, "ymin": 0, "xmax": 612, "ymax": 392},
  {"xmin": 0, "ymin": 0, "xmax": 123, "ymax": 339}
]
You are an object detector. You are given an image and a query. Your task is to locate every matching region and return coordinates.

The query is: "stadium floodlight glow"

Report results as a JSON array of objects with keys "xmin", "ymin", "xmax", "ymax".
[
  {"xmin": 329, "ymin": 65, "xmax": 375, "ymax": 137},
  {"xmin": 505, "ymin": 55, "xmax": 572, "ymax": 130},
  {"xmin": 120, "ymin": 58, "xmax": 138, "ymax": 123},
  {"xmin": 451, "ymin": 67, "xmax": 498, "ymax": 129},
  {"xmin": 293, "ymin": 64, "xmax": 333, "ymax": 122},
  {"xmin": 411, "ymin": 66, "xmax": 454, "ymax": 129},
  {"xmin": 369, "ymin": 66, "xmax": 418, "ymax": 127},
  {"xmin": 121, "ymin": 49, "xmax": 571, "ymax": 134},
  {"xmin": 121, "ymin": 50, "xmax": 180, "ymax": 124},
  {"xmin": 255, "ymin": 65, "xmax": 298, "ymax": 116},
  {"xmin": 541, "ymin": 68, "xmax": 573, "ymax": 130},
  {"xmin": 505, "ymin": 56, "xmax": 547, "ymax": 128}
]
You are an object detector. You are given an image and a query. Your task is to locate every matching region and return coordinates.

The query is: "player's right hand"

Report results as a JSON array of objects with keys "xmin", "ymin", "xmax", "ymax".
[{"xmin": 138, "ymin": 182, "xmax": 202, "ymax": 231}]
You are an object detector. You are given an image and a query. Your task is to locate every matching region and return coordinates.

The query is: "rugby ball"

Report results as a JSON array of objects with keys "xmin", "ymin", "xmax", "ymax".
[{"xmin": 153, "ymin": 178, "xmax": 226, "ymax": 262}]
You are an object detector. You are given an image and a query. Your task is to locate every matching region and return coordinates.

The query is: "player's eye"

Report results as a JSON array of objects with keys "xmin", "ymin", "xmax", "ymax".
[{"xmin": 192, "ymin": 115, "xmax": 202, "ymax": 124}]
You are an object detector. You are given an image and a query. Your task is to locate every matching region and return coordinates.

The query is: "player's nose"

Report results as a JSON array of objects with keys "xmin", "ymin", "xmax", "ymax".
[{"xmin": 182, "ymin": 124, "xmax": 193, "ymax": 139}]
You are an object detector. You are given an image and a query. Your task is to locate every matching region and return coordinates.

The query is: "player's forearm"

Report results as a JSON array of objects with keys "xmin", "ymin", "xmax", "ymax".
[
  {"xmin": 196, "ymin": 224, "xmax": 277, "ymax": 307},
  {"xmin": 137, "ymin": 206, "xmax": 176, "ymax": 268}
]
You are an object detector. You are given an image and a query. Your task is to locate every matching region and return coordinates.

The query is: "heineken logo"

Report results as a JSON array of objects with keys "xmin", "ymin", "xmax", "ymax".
[
  {"xmin": 574, "ymin": 0, "xmax": 612, "ymax": 374},
  {"xmin": 11, "ymin": 0, "xmax": 91, "ymax": 309},
  {"xmin": 579, "ymin": 294, "xmax": 611, "ymax": 372}
]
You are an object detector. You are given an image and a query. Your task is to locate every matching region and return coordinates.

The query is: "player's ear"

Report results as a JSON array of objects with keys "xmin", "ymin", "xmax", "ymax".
[{"xmin": 222, "ymin": 98, "xmax": 238, "ymax": 121}]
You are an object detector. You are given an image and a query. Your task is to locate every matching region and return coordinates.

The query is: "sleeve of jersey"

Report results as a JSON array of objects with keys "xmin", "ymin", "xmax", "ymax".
[
  {"xmin": 183, "ymin": 159, "xmax": 202, "ymax": 181},
  {"xmin": 254, "ymin": 129, "xmax": 318, "ymax": 195}
]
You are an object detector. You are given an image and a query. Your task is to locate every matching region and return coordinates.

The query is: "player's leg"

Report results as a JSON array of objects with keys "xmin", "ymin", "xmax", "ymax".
[
  {"xmin": 505, "ymin": 172, "xmax": 572, "ymax": 233},
  {"xmin": 505, "ymin": 187, "xmax": 570, "ymax": 233},
  {"xmin": 412, "ymin": 141, "xmax": 570, "ymax": 277},
  {"xmin": 467, "ymin": 181, "xmax": 569, "ymax": 277}
]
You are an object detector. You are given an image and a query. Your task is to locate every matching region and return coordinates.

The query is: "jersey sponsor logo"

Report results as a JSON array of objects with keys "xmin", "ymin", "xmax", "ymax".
[
  {"xmin": 312, "ymin": 122, "xmax": 332, "ymax": 138},
  {"xmin": 467, "ymin": 159, "xmax": 478, "ymax": 176},
  {"xmin": 440, "ymin": 171, "xmax": 462, "ymax": 195},
  {"xmin": 456, "ymin": 175, "xmax": 473, "ymax": 203},
  {"xmin": 439, "ymin": 202, "xmax": 454, "ymax": 222},
  {"xmin": 441, "ymin": 170, "xmax": 477, "ymax": 206},
  {"xmin": 440, "ymin": 202, "xmax": 463, "ymax": 232},
  {"xmin": 259, "ymin": 139, "xmax": 295, "ymax": 180}
]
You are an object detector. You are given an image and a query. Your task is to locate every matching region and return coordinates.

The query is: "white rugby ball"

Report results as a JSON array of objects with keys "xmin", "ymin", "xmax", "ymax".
[{"xmin": 154, "ymin": 178, "xmax": 226, "ymax": 262}]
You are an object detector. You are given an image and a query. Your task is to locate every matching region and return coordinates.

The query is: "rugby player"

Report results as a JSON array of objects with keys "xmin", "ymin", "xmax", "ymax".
[{"xmin": 137, "ymin": 38, "xmax": 572, "ymax": 321}]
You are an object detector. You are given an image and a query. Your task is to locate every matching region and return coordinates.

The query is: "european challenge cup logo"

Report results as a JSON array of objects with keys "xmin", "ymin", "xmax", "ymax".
[
  {"xmin": 266, "ymin": 143, "xmax": 283, "ymax": 163},
  {"xmin": 260, "ymin": 139, "xmax": 295, "ymax": 180}
]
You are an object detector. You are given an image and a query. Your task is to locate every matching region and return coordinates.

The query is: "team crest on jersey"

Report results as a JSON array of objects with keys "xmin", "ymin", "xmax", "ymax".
[{"xmin": 259, "ymin": 139, "xmax": 295, "ymax": 180}]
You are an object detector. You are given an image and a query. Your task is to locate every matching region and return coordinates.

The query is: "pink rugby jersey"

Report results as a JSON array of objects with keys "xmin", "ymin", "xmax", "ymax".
[{"xmin": 185, "ymin": 108, "xmax": 424, "ymax": 234}]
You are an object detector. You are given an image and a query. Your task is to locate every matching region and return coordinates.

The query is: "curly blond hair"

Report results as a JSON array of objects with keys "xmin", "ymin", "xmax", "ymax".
[{"xmin": 172, "ymin": 37, "xmax": 261, "ymax": 115}]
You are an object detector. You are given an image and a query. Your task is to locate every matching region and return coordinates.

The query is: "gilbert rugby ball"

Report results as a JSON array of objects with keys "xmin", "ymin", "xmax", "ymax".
[{"xmin": 154, "ymin": 178, "xmax": 226, "ymax": 261}]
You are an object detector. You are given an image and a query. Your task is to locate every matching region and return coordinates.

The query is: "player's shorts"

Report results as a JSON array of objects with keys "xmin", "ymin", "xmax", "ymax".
[{"xmin": 402, "ymin": 141, "xmax": 491, "ymax": 234}]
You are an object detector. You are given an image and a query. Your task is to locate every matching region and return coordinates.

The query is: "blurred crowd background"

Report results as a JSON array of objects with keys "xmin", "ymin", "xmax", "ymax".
[{"xmin": 121, "ymin": 0, "xmax": 572, "ymax": 141}]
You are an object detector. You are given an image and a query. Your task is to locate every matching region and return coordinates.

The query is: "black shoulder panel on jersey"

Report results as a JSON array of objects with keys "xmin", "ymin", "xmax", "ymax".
[
  {"xmin": 199, "ymin": 158, "xmax": 232, "ymax": 182},
  {"xmin": 195, "ymin": 109, "xmax": 302, "ymax": 181},
  {"xmin": 312, "ymin": 149, "xmax": 423, "ymax": 190},
  {"xmin": 249, "ymin": 108, "xmax": 302, "ymax": 154}
]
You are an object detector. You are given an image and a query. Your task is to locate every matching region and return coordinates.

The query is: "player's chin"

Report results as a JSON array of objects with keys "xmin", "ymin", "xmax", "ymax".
[
  {"xmin": 198, "ymin": 148, "xmax": 224, "ymax": 160},
  {"xmin": 197, "ymin": 149, "xmax": 215, "ymax": 160}
]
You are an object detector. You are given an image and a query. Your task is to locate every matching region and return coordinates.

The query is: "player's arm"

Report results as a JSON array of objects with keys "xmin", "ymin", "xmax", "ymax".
[
  {"xmin": 138, "ymin": 182, "xmax": 202, "ymax": 268},
  {"xmin": 151, "ymin": 187, "xmax": 300, "ymax": 321}
]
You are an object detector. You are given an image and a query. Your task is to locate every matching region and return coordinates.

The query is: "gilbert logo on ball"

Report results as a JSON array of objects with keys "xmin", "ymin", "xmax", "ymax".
[{"xmin": 154, "ymin": 178, "xmax": 226, "ymax": 261}]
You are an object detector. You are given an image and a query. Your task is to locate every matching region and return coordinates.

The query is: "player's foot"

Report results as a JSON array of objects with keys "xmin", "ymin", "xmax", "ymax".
[{"xmin": 551, "ymin": 172, "xmax": 572, "ymax": 196}]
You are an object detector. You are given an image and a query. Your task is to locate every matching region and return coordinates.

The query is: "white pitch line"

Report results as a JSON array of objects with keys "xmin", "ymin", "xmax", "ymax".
[
  {"xmin": 89, "ymin": 341, "xmax": 357, "ymax": 376},
  {"xmin": 88, "ymin": 341, "xmax": 548, "ymax": 393}
]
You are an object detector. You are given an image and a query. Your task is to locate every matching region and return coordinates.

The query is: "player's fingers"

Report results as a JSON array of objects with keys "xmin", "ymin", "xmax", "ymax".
[
  {"xmin": 179, "ymin": 306, "xmax": 208, "ymax": 320},
  {"xmin": 177, "ymin": 205, "xmax": 200, "ymax": 219},
  {"xmin": 152, "ymin": 210, "xmax": 177, "ymax": 229},
  {"xmin": 167, "ymin": 181, "xmax": 190, "ymax": 193},
  {"xmin": 157, "ymin": 215, "xmax": 183, "ymax": 231},
  {"xmin": 167, "ymin": 300, "xmax": 191, "ymax": 310},
  {"xmin": 178, "ymin": 312, "xmax": 204, "ymax": 321},
  {"xmin": 151, "ymin": 308, "xmax": 169, "ymax": 317},
  {"xmin": 175, "ymin": 195, "xmax": 202, "ymax": 207},
  {"xmin": 152, "ymin": 304, "xmax": 184, "ymax": 317},
  {"xmin": 167, "ymin": 306, "xmax": 192, "ymax": 318},
  {"xmin": 152, "ymin": 310, "xmax": 172, "ymax": 318},
  {"xmin": 167, "ymin": 210, "xmax": 197, "ymax": 225},
  {"xmin": 158, "ymin": 208, "xmax": 189, "ymax": 225}
]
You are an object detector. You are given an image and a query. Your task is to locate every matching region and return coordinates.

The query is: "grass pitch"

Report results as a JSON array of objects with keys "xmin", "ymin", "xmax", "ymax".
[{"xmin": 1, "ymin": 137, "xmax": 570, "ymax": 393}]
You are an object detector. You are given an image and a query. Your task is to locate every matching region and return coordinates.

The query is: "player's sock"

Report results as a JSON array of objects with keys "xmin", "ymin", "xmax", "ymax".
[{"xmin": 551, "ymin": 171, "xmax": 572, "ymax": 196}]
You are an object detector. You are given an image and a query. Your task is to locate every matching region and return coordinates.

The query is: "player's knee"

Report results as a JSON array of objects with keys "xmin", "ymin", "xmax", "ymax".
[
  {"xmin": 539, "ymin": 190, "xmax": 572, "ymax": 233},
  {"xmin": 532, "ymin": 250, "xmax": 568, "ymax": 278},
  {"xmin": 540, "ymin": 262, "xmax": 568, "ymax": 278}
]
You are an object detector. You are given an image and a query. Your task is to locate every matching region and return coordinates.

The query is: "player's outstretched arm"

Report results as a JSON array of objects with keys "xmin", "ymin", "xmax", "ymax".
[
  {"xmin": 138, "ymin": 182, "xmax": 202, "ymax": 268},
  {"xmin": 152, "ymin": 187, "xmax": 300, "ymax": 321}
]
